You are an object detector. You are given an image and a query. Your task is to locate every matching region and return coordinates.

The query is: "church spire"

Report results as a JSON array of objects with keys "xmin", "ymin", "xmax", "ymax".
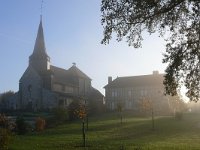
[
  {"xmin": 30, "ymin": 18, "xmax": 48, "ymax": 58},
  {"xmin": 29, "ymin": 18, "xmax": 50, "ymax": 73}
]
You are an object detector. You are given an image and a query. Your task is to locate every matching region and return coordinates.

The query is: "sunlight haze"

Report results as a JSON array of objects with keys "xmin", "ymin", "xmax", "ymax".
[{"xmin": 0, "ymin": 0, "xmax": 167, "ymax": 95}]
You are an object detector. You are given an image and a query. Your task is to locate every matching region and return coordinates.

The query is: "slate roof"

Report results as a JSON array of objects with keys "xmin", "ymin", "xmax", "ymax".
[
  {"xmin": 50, "ymin": 65, "xmax": 91, "ymax": 86},
  {"xmin": 50, "ymin": 65, "xmax": 77, "ymax": 86},
  {"xmin": 68, "ymin": 65, "xmax": 91, "ymax": 80},
  {"xmin": 104, "ymin": 74, "xmax": 164, "ymax": 88}
]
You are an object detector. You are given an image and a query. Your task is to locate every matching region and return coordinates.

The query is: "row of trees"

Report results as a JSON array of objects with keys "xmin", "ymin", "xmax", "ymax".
[{"xmin": 116, "ymin": 94, "xmax": 187, "ymax": 130}]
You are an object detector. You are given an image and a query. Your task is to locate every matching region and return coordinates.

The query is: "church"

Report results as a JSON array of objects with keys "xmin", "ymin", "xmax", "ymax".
[{"xmin": 16, "ymin": 18, "xmax": 103, "ymax": 111}]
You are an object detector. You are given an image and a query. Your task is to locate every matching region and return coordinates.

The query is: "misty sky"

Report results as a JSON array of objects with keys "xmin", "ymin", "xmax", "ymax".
[{"xmin": 0, "ymin": 0, "xmax": 167, "ymax": 94}]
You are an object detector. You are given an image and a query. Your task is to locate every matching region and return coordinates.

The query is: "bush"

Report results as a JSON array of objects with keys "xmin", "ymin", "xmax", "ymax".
[
  {"xmin": 0, "ymin": 128, "xmax": 10, "ymax": 150},
  {"xmin": 35, "ymin": 117, "xmax": 45, "ymax": 132},
  {"xmin": 0, "ymin": 114, "xmax": 12, "ymax": 150},
  {"xmin": 68, "ymin": 101, "xmax": 80, "ymax": 121},
  {"xmin": 52, "ymin": 107, "xmax": 68, "ymax": 121},
  {"xmin": 0, "ymin": 114, "xmax": 9, "ymax": 128},
  {"xmin": 88, "ymin": 99, "xmax": 106, "ymax": 115},
  {"xmin": 15, "ymin": 116, "xmax": 27, "ymax": 134},
  {"xmin": 46, "ymin": 108, "xmax": 68, "ymax": 128},
  {"xmin": 45, "ymin": 117, "xmax": 57, "ymax": 128}
]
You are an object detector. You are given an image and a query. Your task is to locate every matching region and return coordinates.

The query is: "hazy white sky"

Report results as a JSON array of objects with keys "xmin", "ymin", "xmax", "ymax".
[{"xmin": 0, "ymin": 0, "xmax": 167, "ymax": 94}]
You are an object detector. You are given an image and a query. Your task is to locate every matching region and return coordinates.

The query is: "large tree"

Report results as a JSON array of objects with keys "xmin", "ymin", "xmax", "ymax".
[{"xmin": 101, "ymin": 0, "xmax": 200, "ymax": 101}]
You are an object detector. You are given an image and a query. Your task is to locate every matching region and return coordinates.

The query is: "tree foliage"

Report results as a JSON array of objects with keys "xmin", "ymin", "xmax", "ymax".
[
  {"xmin": 0, "ymin": 91, "xmax": 14, "ymax": 101},
  {"xmin": 139, "ymin": 98, "xmax": 152, "ymax": 115},
  {"xmin": 74, "ymin": 102, "xmax": 87, "ymax": 120},
  {"xmin": 68, "ymin": 100, "xmax": 80, "ymax": 121},
  {"xmin": 73, "ymin": 102, "xmax": 87, "ymax": 147},
  {"xmin": 101, "ymin": 0, "xmax": 200, "ymax": 101}
]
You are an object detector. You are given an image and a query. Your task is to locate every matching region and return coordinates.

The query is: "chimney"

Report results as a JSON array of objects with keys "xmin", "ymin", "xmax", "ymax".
[{"xmin": 108, "ymin": 76, "xmax": 112, "ymax": 84}]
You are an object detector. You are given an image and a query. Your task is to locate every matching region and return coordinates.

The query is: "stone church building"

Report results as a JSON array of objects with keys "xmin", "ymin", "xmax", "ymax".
[{"xmin": 16, "ymin": 19, "xmax": 103, "ymax": 111}]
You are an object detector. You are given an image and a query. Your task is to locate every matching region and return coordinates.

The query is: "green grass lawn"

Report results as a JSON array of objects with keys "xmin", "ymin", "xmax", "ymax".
[{"xmin": 9, "ymin": 112, "xmax": 200, "ymax": 150}]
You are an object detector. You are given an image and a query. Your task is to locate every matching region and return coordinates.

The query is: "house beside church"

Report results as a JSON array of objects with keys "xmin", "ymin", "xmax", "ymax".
[
  {"xmin": 14, "ymin": 19, "xmax": 104, "ymax": 111},
  {"xmin": 104, "ymin": 71, "xmax": 170, "ymax": 113}
]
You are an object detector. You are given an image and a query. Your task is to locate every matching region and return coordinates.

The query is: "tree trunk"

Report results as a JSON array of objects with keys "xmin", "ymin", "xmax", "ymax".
[
  {"xmin": 120, "ymin": 112, "xmax": 122, "ymax": 125},
  {"xmin": 86, "ymin": 115, "xmax": 88, "ymax": 130},
  {"xmin": 152, "ymin": 108, "xmax": 155, "ymax": 130},
  {"xmin": 82, "ymin": 120, "xmax": 86, "ymax": 147}
]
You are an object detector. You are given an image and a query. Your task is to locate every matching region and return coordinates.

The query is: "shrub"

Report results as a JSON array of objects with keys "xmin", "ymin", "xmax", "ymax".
[
  {"xmin": 46, "ymin": 108, "xmax": 68, "ymax": 128},
  {"xmin": 15, "ymin": 116, "xmax": 27, "ymax": 134},
  {"xmin": 45, "ymin": 117, "xmax": 57, "ymax": 128},
  {"xmin": 35, "ymin": 117, "xmax": 45, "ymax": 132},
  {"xmin": 68, "ymin": 101, "xmax": 80, "ymax": 121},
  {"xmin": 52, "ymin": 107, "xmax": 68, "ymax": 122},
  {"xmin": 0, "ymin": 114, "xmax": 12, "ymax": 150},
  {"xmin": 88, "ymin": 99, "xmax": 106, "ymax": 115},
  {"xmin": 0, "ymin": 128, "xmax": 10, "ymax": 150},
  {"xmin": 0, "ymin": 114, "xmax": 9, "ymax": 128}
]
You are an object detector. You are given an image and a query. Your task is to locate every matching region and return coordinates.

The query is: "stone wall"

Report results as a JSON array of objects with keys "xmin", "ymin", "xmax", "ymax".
[
  {"xmin": 42, "ymin": 89, "xmax": 58, "ymax": 109},
  {"xmin": 19, "ymin": 66, "xmax": 43, "ymax": 110}
]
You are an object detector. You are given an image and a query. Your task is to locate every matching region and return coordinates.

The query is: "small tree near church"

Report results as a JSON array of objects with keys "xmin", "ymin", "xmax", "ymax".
[
  {"xmin": 74, "ymin": 102, "xmax": 87, "ymax": 147},
  {"xmin": 139, "ymin": 98, "xmax": 155, "ymax": 130}
]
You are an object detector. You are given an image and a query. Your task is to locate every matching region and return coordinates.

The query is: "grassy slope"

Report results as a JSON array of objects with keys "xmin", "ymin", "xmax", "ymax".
[{"xmin": 10, "ymin": 113, "xmax": 200, "ymax": 150}]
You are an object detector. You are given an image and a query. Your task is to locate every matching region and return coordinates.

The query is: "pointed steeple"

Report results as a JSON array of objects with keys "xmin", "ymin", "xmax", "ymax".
[
  {"xmin": 30, "ymin": 17, "xmax": 48, "ymax": 58},
  {"xmin": 29, "ymin": 17, "xmax": 50, "ymax": 73}
]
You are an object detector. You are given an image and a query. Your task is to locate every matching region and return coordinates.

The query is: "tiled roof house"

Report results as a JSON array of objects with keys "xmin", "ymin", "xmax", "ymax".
[{"xmin": 104, "ymin": 71, "xmax": 169, "ymax": 112}]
